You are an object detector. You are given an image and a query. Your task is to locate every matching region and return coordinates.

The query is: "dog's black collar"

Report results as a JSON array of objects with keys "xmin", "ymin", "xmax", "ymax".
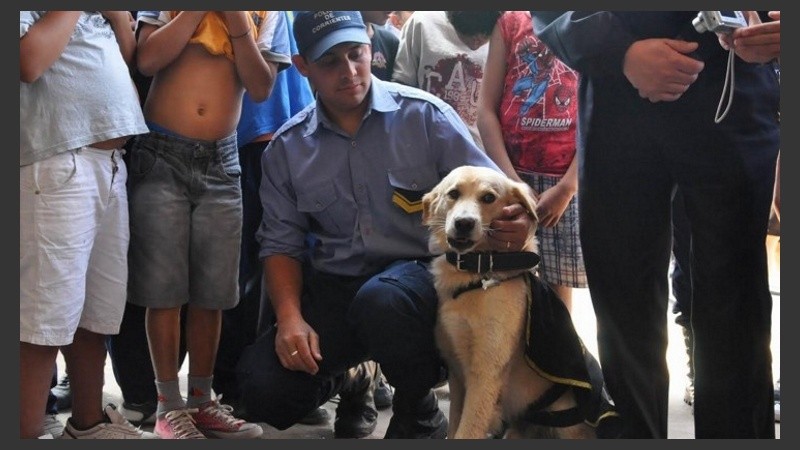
[{"xmin": 446, "ymin": 251, "xmax": 540, "ymax": 274}]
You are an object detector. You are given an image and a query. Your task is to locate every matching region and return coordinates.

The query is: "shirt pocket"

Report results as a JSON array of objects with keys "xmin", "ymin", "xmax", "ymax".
[
  {"xmin": 296, "ymin": 181, "xmax": 347, "ymax": 235},
  {"xmin": 387, "ymin": 164, "xmax": 439, "ymax": 215}
]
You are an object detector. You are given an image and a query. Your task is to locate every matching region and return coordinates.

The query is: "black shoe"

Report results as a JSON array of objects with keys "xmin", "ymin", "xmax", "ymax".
[
  {"xmin": 334, "ymin": 362, "xmax": 379, "ymax": 438},
  {"xmin": 334, "ymin": 399, "xmax": 378, "ymax": 438},
  {"xmin": 385, "ymin": 408, "xmax": 447, "ymax": 439},
  {"xmin": 51, "ymin": 374, "xmax": 72, "ymax": 411},
  {"xmin": 298, "ymin": 406, "xmax": 331, "ymax": 425},
  {"xmin": 384, "ymin": 390, "xmax": 447, "ymax": 439},
  {"xmin": 374, "ymin": 368, "xmax": 394, "ymax": 410}
]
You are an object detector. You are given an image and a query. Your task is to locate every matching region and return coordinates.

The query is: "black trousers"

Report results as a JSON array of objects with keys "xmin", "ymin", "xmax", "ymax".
[
  {"xmin": 236, "ymin": 260, "xmax": 445, "ymax": 430},
  {"xmin": 670, "ymin": 188, "xmax": 692, "ymax": 326},
  {"xmin": 579, "ymin": 99, "xmax": 778, "ymax": 438}
]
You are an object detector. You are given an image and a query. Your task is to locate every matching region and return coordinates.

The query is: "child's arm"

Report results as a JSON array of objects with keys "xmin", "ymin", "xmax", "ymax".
[
  {"xmin": 478, "ymin": 21, "xmax": 525, "ymax": 184},
  {"xmin": 223, "ymin": 11, "xmax": 274, "ymax": 102},
  {"xmin": 20, "ymin": 11, "xmax": 81, "ymax": 83},
  {"xmin": 136, "ymin": 11, "xmax": 208, "ymax": 77},
  {"xmin": 536, "ymin": 156, "xmax": 578, "ymax": 228},
  {"xmin": 101, "ymin": 11, "xmax": 137, "ymax": 66}
]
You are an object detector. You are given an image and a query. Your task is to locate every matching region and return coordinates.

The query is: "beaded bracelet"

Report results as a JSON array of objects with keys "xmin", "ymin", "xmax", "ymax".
[{"xmin": 229, "ymin": 26, "xmax": 252, "ymax": 40}]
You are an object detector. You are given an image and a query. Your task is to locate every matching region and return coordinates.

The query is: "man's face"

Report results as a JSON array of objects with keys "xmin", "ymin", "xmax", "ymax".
[{"xmin": 294, "ymin": 43, "xmax": 372, "ymax": 115}]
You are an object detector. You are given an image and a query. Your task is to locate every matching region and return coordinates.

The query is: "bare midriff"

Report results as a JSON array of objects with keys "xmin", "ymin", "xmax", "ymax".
[{"xmin": 143, "ymin": 44, "xmax": 244, "ymax": 141}]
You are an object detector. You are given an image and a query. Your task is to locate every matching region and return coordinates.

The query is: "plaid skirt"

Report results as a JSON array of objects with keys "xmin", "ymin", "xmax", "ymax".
[{"xmin": 519, "ymin": 171, "xmax": 587, "ymax": 289}]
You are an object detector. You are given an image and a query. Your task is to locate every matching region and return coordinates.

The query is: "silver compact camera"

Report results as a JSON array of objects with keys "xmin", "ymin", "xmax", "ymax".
[{"xmin": 693, "ymin": 11, "xmax": 748, "ymax": 34}]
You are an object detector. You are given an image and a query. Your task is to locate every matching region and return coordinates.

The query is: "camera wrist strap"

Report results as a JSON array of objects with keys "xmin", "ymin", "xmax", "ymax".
[{"xmin": 714, "ymin": 48, "xmax": 736, "ymax": 123}]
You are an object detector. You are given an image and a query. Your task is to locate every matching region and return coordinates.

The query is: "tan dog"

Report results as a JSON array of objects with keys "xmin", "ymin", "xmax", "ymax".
[{"xmin": 422, "ymin": 166, "xmax": 598, "ymax": 439}]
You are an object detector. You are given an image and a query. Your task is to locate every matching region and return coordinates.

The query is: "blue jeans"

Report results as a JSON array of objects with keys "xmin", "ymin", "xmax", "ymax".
[
  {"xmin": 127, "ymin": 131, "xmax": 242, "ymax": 309},
  {"xmin": 236, "ymin": 260, "xmax": 446, "ymax": 430}
]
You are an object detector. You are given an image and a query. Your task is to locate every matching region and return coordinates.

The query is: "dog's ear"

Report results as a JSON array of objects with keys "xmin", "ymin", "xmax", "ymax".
[
  {"xmin": 511, "ymin": 181, "xmax": 539, "ymax": 251},
  {"xmin": 422, "ymin": 187, "xmax": 449, "ymax": 253},
  {"xmin": 511, "ymin": 181, "xmax": 538, "ymax": 225},
  {"xmin": 421, "ymin": 189, "xmax": 438, "ymax": 226}
]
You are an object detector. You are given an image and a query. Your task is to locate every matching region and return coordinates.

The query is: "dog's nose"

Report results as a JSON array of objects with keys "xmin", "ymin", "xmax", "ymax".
[{"xmin": 454, "ymin": 217, "xmax": 476, "ymax": 235}]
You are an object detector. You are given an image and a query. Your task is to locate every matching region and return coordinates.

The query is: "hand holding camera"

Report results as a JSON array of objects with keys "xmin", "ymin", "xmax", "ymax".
[
  {"xmin": 692, "ymin": 11, "xmax": 774, "ymax": 122},
  {"xmin": 693, "ymin": 11, "xmax": 748, "ymax": 34},
  {"xmin": 728, "ymin": 11, "xmax": 781, "ymax": 64},
  {"xmin": 694, "ymin": 11, "xmax": 779, "ymax": 62}
]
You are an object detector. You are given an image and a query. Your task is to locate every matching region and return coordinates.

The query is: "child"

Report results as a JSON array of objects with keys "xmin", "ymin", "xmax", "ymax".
[
  {"xmin": 128, "ymin": 10, "xmax": 290, "ymax": 439},
  {"xmin": 477, "ymin": 11, "xmax": 585, "ymax": 310},
  {"xmin": 20, "ymin": 11, "xmax": 152, "ymax": 439},
  {"xmin": 393, "ymin": 11, "xmax": 503, "ymax": 150}
]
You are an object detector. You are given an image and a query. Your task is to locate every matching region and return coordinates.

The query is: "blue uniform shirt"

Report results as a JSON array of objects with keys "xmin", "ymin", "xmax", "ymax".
[{"xmin": 258, "ymin": 77, "xmax": 501, "ymax": 277}]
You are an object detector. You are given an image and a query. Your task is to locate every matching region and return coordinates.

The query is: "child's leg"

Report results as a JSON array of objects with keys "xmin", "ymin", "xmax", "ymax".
[
  {"xmin": 20, "ymin": 343, "xmax": 59, "ymax": 438},
  {"xmin": 65, "ymin": 148, "xmax": 130, "ymax": 428},
  {"xmin": 146, "ymin": 306, "xmax": 187, "ymax": 416},
  {"xmin": 61, "ymin": 329, "xmax": 106, "ymax": 428},
  {"xmin": 184, "ymin": 134, "xmax": 241, "ymax": 405},
  {"xmin": 186, "ymin": 306, "xmax": 222, "ymax": 407}
]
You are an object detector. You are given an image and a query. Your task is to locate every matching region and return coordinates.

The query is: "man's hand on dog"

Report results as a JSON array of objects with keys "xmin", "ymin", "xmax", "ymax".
[
  {"xmin": 489, "ymin": 203, "xmax": 533, "ymax": 252},
  {"xmin": 275, "ymin": 315, "xmax": 323, "ymax": 375}
]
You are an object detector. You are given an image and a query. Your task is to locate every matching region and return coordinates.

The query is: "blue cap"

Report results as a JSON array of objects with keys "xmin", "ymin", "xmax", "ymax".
[{"xmin": 294, "ymin": 11, "xmax": 371, "ymax": 61}]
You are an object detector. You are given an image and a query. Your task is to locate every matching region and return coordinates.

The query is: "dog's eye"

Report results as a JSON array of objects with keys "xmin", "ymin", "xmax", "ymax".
[
  {"xmin": 447, "ymin": 189, "xmax": 460, "ymax": 200},
  {"xmin": 481, "ymin": 193, "xmax": 497, "ymax": 204}
]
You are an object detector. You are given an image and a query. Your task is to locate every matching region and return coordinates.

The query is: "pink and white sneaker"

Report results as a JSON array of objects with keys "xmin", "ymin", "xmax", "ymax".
[
  {"xmin": 192, "ymin": 398, "xmax": 263, "ymax": 439},
  {"xmin": 154, "ymin": 409, "xmax": 206, "ymax": 439}
]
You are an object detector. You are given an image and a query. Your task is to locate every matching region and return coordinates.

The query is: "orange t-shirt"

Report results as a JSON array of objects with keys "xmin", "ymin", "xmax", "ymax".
[{"xmin": 169, "ymin": 11, "xmax": 267, "ymax": 61}]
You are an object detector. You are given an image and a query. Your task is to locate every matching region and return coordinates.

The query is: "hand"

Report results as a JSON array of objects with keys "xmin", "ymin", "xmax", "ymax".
[
  {"xmin": 488, "ymin": 203, "xmax": 533, "ymax": 252},
  {"xmin": 535, "ymin": 184, "xmax": 574, "ymax": 228},
  {"xmin": 723, "ymin": 11, "xmax": 780, "ymax": 63},
  {"xmin": 222, "ymin": 11, "xmax": 251, "ymax": 38},
  {"xmin": 716, "ymin": 11, "xmax": 758, "ymax": 51},
  {"xmin": 623, "ymin": 38, "xmax": 705, "ymax": 103},
  {"xmin": 275, "ymin": 315, "xmax": 323, "ymax": 375}
]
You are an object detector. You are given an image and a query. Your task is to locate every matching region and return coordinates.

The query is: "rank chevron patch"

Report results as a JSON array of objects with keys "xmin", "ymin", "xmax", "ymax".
[{"xmin": 392, "ymin": 187, "xmax": 424, "ymax": 213}]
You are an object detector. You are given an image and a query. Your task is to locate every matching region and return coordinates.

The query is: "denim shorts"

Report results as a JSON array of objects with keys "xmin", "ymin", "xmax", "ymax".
[
  {"xmin": 20, "ymin": 147, "xmax": 129, "ymax": 345},
  {"xmin": 127, "ymin": 131, "xmax": 242, "ymax": 309},
  {"xmin": 519, "ymin": 171, "xmax": 587, "ymax": 289}
]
